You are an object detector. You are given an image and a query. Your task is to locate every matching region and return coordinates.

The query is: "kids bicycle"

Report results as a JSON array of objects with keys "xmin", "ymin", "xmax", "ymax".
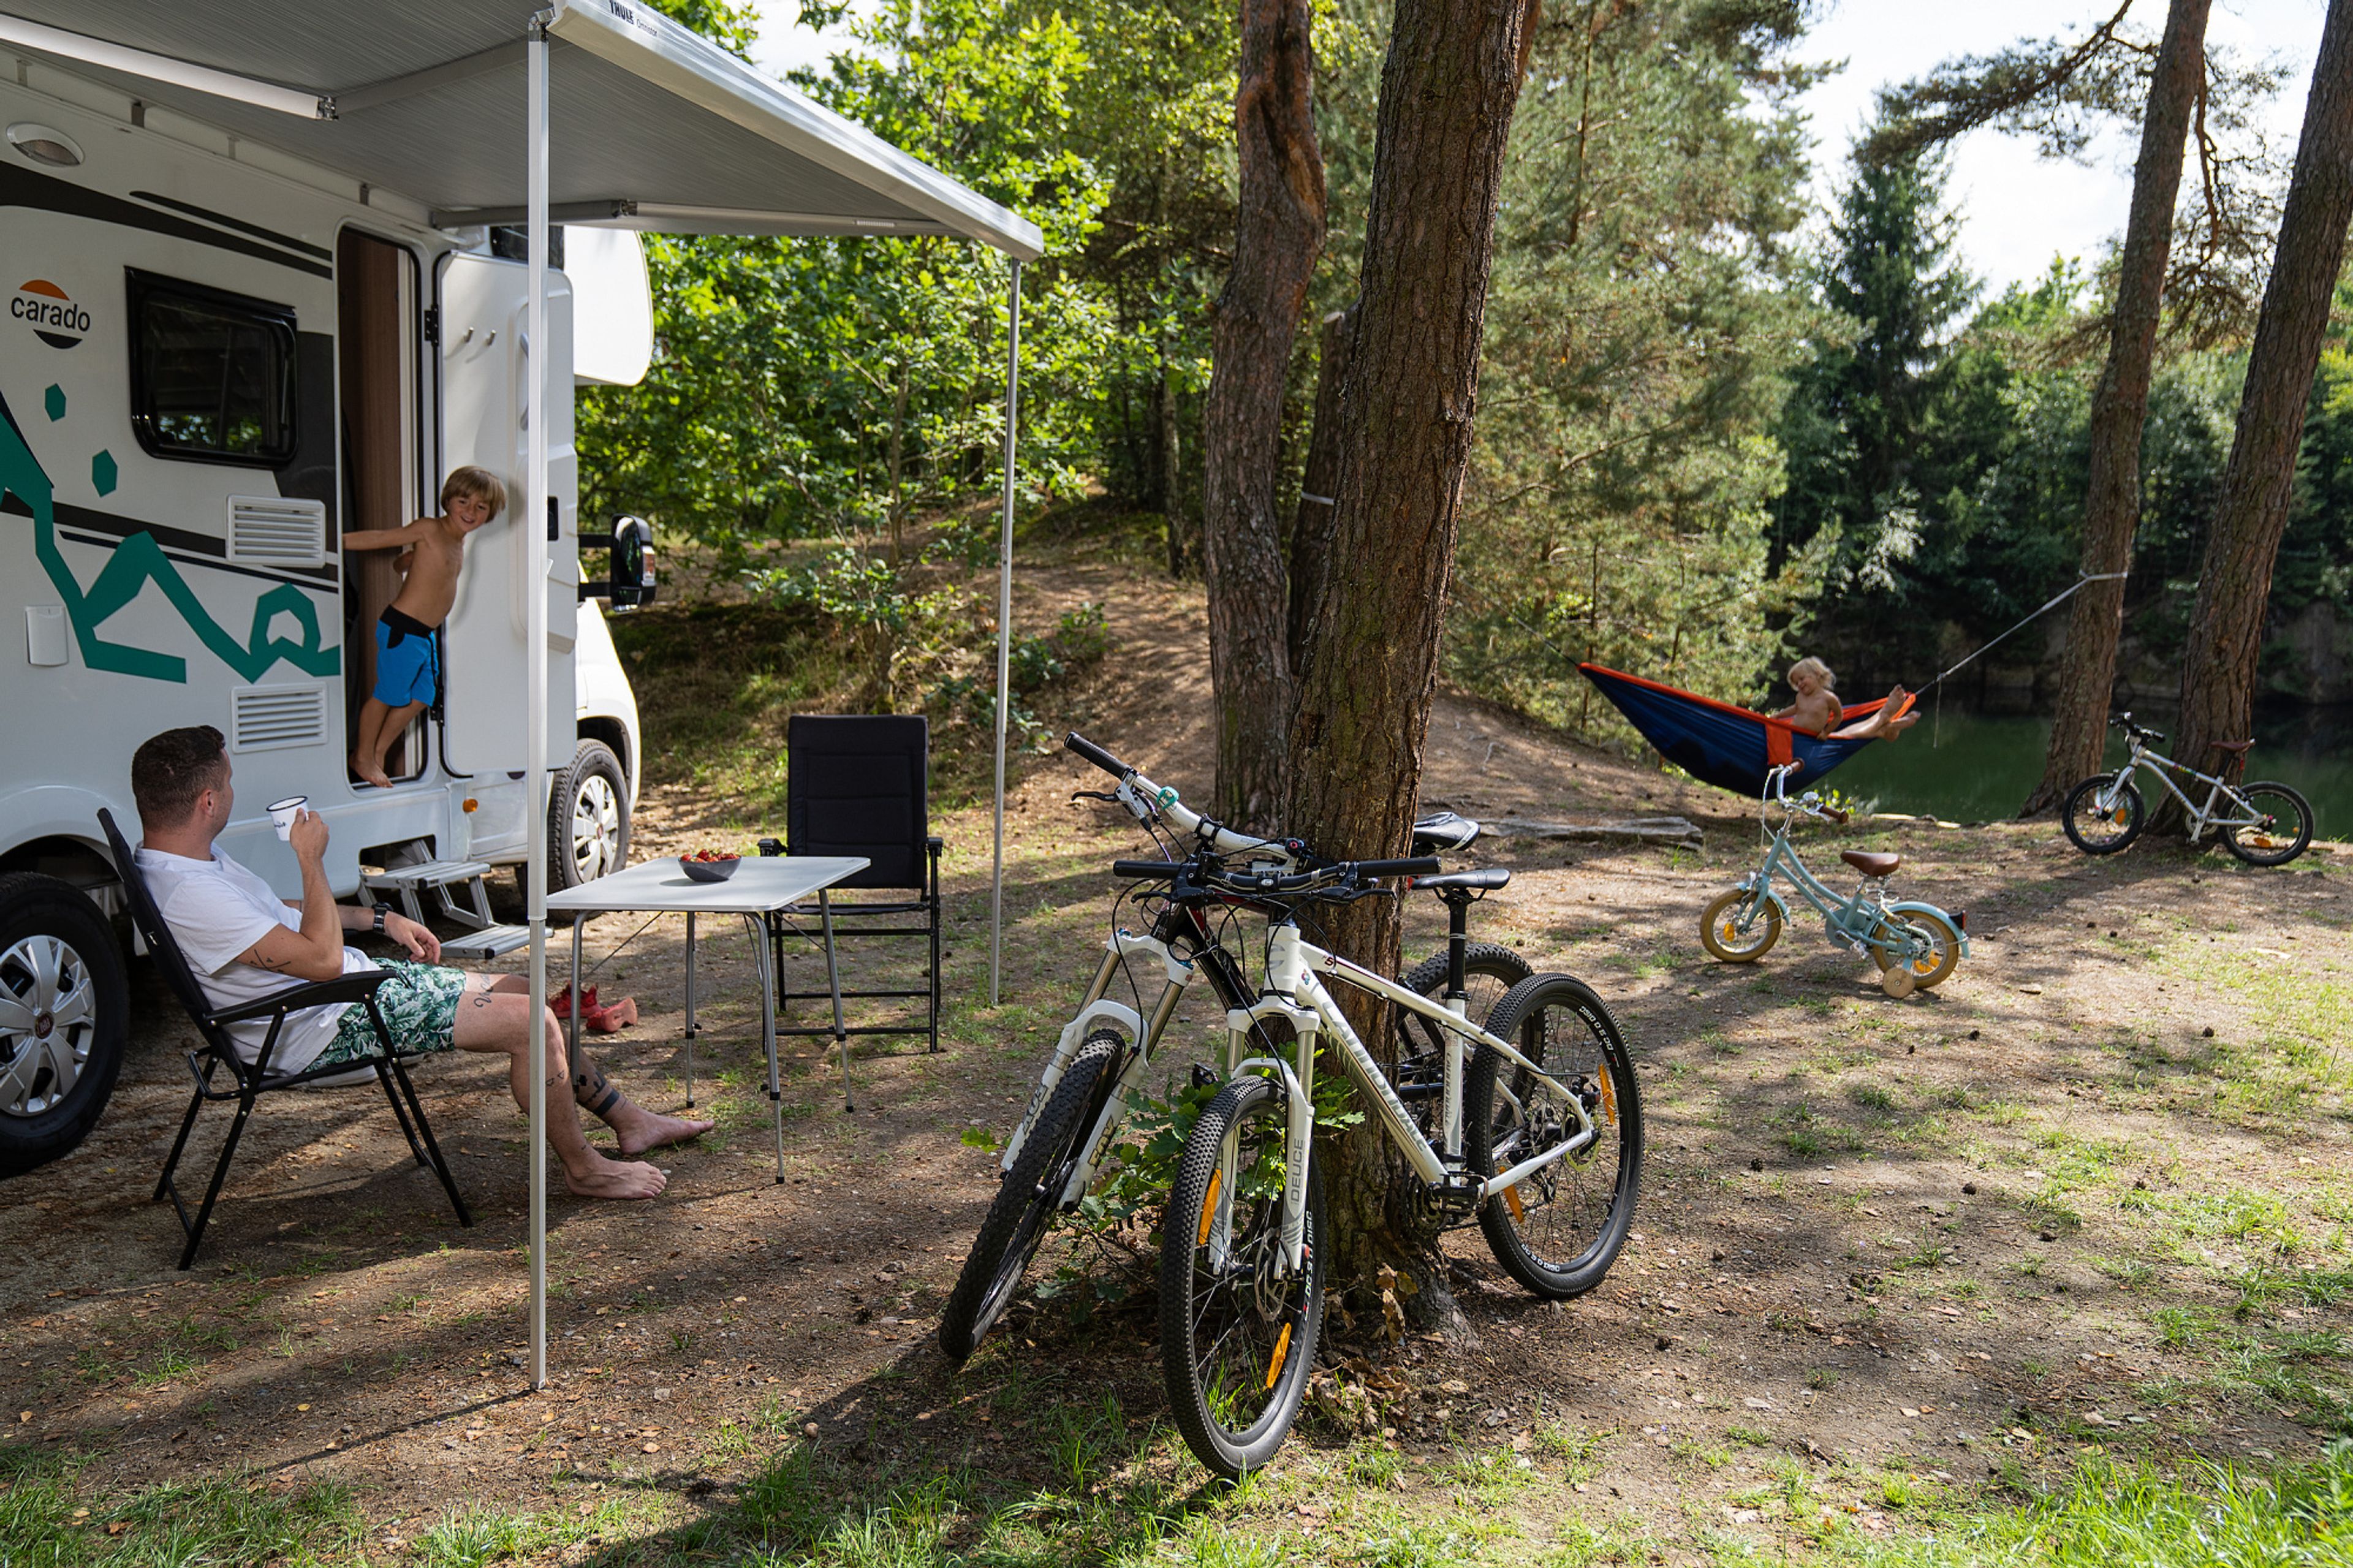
[
  {"xmin": 2063, "ymin": 713, "xmax": 2314, "ymax": 866},
  {"xmin": 1699, "ymin": 763, "xmax": 1968, "ymax": 998},
  {"xmin": 936, "ymin": 734, "xmax": 1531, "ymax": 1363}
]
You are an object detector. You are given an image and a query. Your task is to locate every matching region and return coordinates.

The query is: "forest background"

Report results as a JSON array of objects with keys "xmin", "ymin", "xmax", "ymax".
[{"xmin": 582, "ymin": 0, "xmax": 2353, "ymax": 768}]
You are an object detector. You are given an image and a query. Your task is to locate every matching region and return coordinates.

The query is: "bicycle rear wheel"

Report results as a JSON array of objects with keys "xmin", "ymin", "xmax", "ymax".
[
  {"xmin": 1465, "ymin": 975, "xmax": 1642, "ymax": 1300},
  {"xmin": 938, "ymin": 1031, "xmax": 1123, "ymax": 1362},
  {"xmin": 1159, "ymin": 1074, "xmax": 1325, "ymax": 1479},
  {"xmin": 2062, "ymin": 773, "xmax": 2143, "ymax": 854},
  {"xmin": 1394, "ymin": 942, "xmax": 1531, "ymax": 1138},
  {"xmin": 2221, "ymin": 782, "xmax": 2313, "ymax": 867}
]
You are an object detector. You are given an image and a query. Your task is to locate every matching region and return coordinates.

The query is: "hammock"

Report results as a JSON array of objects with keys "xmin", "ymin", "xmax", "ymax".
[{"xmin": 1577, "ymin": 664, "xmax": 1915, "ymax": 797}]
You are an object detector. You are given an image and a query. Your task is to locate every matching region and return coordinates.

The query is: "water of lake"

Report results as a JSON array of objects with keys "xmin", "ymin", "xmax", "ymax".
[{"xmin": 1826, "ymin": 700, "xmax": 2353, "ymax": 838}]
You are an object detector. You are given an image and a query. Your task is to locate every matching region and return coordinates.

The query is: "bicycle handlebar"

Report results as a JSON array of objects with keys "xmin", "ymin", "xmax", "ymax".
[
  {"xmin": 1066, "ymin": 730, "xmax": 1294, "ymax": 862},
  {"xmin": 1110, "ymin": 859, "xmax": 1178, "ymax": 879},
  {"xmin": 1108, "ymin": 853, "xmax": 1440, "ymax": 898},
  {"xmin": 1065, "ymin": 731, "xmax": 1130, "ymax": 777},
  {"xmin": 2110, "ymin": 712, "xmax": 2165, "ymax": 744}
]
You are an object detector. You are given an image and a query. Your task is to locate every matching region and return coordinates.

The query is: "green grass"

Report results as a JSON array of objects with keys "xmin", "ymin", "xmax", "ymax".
[{"xmin": 0, "ymin": 1445, "xmax": 363, "ymax": 1566}]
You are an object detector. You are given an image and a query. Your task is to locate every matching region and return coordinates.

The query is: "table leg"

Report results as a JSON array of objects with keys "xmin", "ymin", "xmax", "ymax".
[
  {"xmin": 683, "ymin": 912, "xmax": 697, "ymax": 1107},
  {"xmin": 820, "ymin": 887, "xmax": 851, "ymax": 1113},
  {"xmin": 746, "ymin": 913, "xmax": 785, "ymax": 1183}
]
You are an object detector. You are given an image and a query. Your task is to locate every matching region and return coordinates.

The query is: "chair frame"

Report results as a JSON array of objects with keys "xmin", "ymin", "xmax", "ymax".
[{"xmin": 97, "ymin": 811, "xmax": 471, "ymax": 1270}]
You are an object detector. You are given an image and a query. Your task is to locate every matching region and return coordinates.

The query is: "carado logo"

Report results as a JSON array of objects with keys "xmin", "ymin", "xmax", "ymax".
[{"xmin": 12, "ymin": 280, "xmax": 88, "ymax": 349}]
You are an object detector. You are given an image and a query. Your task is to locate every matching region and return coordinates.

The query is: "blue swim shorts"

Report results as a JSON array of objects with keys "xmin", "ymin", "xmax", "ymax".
[{"xmin": 372, "ymin": 610, "xmax": 439, "ymax": 708}]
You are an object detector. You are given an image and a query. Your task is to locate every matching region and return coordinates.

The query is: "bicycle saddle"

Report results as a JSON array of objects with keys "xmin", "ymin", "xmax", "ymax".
[
  {"xmin": 1841, "ymin": 850, "xmax": 1901, "ymax": 877},
  {"xmin": 1412, "ymin": 866, "xmax": 1512, "ymax": 894},
  {"xmin": 2209, "ymin": 739, "xmax": 2254, "ymax": 754},
  {"xmin": 1411, "ymin": 811, "xmax": 1480, "ymax": 854}
]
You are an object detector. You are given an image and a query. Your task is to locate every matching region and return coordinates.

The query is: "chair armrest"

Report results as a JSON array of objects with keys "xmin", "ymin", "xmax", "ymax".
[
  {"xmin": 926, "ymin": 837, "xmax": 944, "ymax": 854},
  {"xmin": 210, "ymin": 969, "xmax": 394, "ymax": 1027}
]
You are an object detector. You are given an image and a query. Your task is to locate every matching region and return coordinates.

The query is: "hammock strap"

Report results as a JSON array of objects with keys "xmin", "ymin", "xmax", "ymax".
[{"xmin": 1915, "ymin": 571, "xmax": 2129, "ymax": 695}]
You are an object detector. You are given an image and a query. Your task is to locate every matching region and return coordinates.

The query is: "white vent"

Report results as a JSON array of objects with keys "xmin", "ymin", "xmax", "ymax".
[
  {"xmin": 230, "ymin": 684, "xmax": 327, "ymax": 752},
  {"xmin": 226, "ymin": 496, "xmax": 328, "ymax": 567}
]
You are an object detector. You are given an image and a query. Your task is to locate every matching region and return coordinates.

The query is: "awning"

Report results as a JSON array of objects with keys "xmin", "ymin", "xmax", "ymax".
[{"xmin": 0, "ymin": 1, "xmax": 1043, "ymax": 257}]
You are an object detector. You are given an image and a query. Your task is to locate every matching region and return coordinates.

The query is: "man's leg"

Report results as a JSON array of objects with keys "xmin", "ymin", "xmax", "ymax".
[
  {"xmin": 477, "ymin": 974, "xmax": 711, "ymax": 1156},
  {"xmin": 449, "ymin": 977, "xmax": 668, "ymax": 1199}
]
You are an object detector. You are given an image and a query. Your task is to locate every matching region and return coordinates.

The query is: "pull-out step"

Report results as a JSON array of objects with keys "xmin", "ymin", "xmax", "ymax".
[
  {"xmin": 363, "ymin": 857, "xmax": 510, "ymax": 947},
  {"xmin": 439, "ymin": 924, "xmax": 532, "ymax": 961}
]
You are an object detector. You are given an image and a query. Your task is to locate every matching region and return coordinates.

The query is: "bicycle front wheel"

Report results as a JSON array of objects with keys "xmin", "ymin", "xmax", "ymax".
[
  {"xmin": 1699, "ymin": 888, "xmax": 1781, "ymax": 962},
  {"xmin": 1159, "ymin": 1074, "xmax": 1325, "ymax": 1479},
  {"xmin": 2062, "ymin": 773, "xmax": 2143, "ymax": 854},
  {"xmin": 2221, "ymin": 782, "xmax": 2314, "ymax": 867},
  {"xmin": 938, "ymin": 1031, "xmax": 1123, "ymax": 1362},
  {"xmin": 1466, "ymin": 975, "xmax": 1642, "ymax": 1300}
]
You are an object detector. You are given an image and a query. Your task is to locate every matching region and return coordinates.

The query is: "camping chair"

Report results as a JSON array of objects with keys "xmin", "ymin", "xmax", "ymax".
[
  {"xmin": 760, "ymin": 715, "xmax": 943, "ymax": 1071},
  {"xmin": 96, "ymin": 811, "xmax": 471, "ymax": 1270}
]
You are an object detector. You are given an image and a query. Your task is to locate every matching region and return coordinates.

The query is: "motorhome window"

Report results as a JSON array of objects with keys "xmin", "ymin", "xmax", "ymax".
[{"xmin": 127, "ymin": 271, "xmax": 297, "ymax": 466}]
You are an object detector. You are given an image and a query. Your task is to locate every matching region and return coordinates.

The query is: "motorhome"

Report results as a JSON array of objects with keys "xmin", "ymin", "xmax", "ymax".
[{"xmin": 0, "ymin": 58, "xmax": 657, "ymax": 1173}]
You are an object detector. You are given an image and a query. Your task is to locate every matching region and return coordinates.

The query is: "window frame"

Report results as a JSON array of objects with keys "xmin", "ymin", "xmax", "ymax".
[{"xmin": 126, "ymin": 268, "xmax": 300, "ymax": 469}]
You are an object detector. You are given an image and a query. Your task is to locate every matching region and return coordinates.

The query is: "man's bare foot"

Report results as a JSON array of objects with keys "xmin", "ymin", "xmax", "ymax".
[
  {"xmin": 563, "ymin": 1152, "xmax": 667, "ymax": 1200},
  {"xmin": 349, "ymin": 752, "xmax": 392, "ymax": 789},
  {"xmin": 612, "ymin": 1106, "xmax": 714, "ymax": 1156}
]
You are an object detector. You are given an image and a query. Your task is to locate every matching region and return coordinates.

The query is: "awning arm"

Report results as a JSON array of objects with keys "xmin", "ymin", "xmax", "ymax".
[{"xmin": 0, "ymin": 10, "xmax": 327, "ymax": 118}]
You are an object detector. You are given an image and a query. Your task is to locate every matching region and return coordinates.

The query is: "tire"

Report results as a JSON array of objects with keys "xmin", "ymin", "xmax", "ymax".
[
  {"xmin": 1699, "ymin": 888, "xmax": 1781, "ymax": 963},
  {"xmin": 1393, "ymin": 942, "xmax": 1532, "ymax": 1139},
  {"xmin": 1868, "ymin": 907, "xmax": 1963, "ymax": 990},
  {"xmin": 938, "ymin": 1032, "xmax": 1124, "ymax": 1363},
  {"xmin": 2062, "ymin": 773, "xmax": 2143, "ymax": 855},
  {"xmin": 2221, "ymin": 782, "xmax": 2314, "ymax": 868},
  {"xmin": 1465, "ymin": 974, "xmax": 1642, "ymax": 1300},
  {"xmin": 1160, "ymin": 1074, "xmax": 1325, "ymax": 1479},
  {"xmin": 0, "ymin": 874, "xmax": 129, "ymax": 1178},
  {"xmin": 546, "ymin": 740, "xmax": 630, "ymax": 922}
]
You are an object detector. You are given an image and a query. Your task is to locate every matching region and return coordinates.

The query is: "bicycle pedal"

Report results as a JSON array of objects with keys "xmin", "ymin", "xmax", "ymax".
[{"xmin": 1190, "ymin": 1064, "xmax": 1219, "ymax": 1091}]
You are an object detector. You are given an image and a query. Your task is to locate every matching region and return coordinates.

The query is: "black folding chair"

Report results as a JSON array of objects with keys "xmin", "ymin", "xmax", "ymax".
[
  {"xmin": 762, "ymin": 716, "xmax": 944, "ymax": 1091},
  {"xmin": 96, "ymin": 811, "xmax": 471, "ymax": 1269}
]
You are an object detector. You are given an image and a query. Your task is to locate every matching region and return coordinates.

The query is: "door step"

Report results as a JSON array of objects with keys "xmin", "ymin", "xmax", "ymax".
[
  {"xmin": 363, "ymin": 858, "xmax": 503, "ymax": 934},
  {"xmin": 439, "ymin": 924, "xmax": 532, "ymax": 961}
]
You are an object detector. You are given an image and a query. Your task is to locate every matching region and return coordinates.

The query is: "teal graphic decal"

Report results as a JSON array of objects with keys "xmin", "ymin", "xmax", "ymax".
[{"xmin": 1, "ymin": 391, "xmax": 338, "ymax": 684}]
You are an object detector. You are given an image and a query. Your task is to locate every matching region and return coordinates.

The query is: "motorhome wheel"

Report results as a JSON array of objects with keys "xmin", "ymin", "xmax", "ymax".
[
  {"xmin": 0, "ymin": 874, "xmax": 129, "ymax": 1177},
  {"xmin": 550, "ymin": 740, "xmax": 631, "ymax": 893}
]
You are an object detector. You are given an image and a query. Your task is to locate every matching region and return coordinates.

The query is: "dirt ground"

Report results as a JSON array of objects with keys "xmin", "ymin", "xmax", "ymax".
[{"xmin": 7, "ymin": 549, "xmax": 2351, "ymax": 1561}]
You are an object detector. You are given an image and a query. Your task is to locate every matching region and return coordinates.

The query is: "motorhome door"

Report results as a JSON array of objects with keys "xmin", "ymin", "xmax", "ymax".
[{"xmin": 434, "ymin": 252, "xmax": 577, "ymax": 779}]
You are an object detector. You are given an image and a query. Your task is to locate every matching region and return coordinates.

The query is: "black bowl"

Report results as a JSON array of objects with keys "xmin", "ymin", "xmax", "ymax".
[{"xmin": 679, "ymin": 855, "xmax": 740, "ymax": 883}]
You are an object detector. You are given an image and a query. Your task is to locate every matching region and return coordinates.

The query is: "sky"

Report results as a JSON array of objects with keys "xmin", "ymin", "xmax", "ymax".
[{"xmin": 748, "ymin": 0, "xmax": 2327, "ymax": 296}]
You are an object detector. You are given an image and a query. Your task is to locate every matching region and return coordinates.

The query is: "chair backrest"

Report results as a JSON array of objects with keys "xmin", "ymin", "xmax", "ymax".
[
  {"xmin": 96, "ymin": 809, "xmax": 230, "ymax": 1039},
  {"xmin": 786, "ymin": 714, "xmax": 928, "ymax": 890}
]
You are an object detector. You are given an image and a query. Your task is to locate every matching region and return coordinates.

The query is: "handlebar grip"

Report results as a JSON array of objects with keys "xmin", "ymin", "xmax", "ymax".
[
  {"xmin": 1064, "ymin": 731, "xmax": 1131, "ymax": 777},
  {"xmin": 1110, "ymin": 859, "xmax": 1178, "ymax": 879},
  {"xmin": 1355, "ymin": 857, "xmax": 1444, "ymax": 879},
  {"xmin": 1822, "ymin": 808, "xmax": 1851, "ymax": 824}
]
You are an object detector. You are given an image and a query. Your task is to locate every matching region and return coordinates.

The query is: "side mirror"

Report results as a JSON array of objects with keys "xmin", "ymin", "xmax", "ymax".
[{"xmin": 580, "ymin": 515, "xmax": 657, "ymax": 610}]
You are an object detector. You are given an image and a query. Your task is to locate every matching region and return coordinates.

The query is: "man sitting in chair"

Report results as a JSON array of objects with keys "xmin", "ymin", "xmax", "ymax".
[{"xmin": 131, "ymin": 726, "xmax": 709, "ymax": 1200}]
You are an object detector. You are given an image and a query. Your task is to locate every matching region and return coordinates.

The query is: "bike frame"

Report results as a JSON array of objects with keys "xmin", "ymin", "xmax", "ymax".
[
  {"xmin": 2099, "ymin": 735, "xmax": 2270, "ymax": 842},
  {"xmin": 1738, "ymin": 815, "xmax": 1890, "ymax": 950},
  {"xmin": 1203, "ymin": 922, "xmax": 1599, "ymax": 1279}
]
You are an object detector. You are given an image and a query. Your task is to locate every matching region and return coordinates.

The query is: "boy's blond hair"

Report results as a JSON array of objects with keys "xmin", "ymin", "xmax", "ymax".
[
  {"xmin": 440, "ymin": 465, "xmax": 507, "ymax": 518},
  {"xmin": 1789, "ymin": 656, "xmax": 1836, "ymax": 690}
]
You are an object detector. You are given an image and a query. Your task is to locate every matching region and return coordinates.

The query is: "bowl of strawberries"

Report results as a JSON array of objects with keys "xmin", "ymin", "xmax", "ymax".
[{"xmin": 679, "ymin": 849, "xmax": 741, "ymax": 884}]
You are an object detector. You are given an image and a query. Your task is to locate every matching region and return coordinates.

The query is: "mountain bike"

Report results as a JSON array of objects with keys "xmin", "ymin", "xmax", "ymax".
[
  {"xmin": 2064, "ymin": 713, "xmax": 2314, "ymax": 866},
  {"xmin": 1699, "ymin": 763, "xmax": 1968, "ymax": 999},
  {"xmin": 936, "ymin": 735, "xmax": 1528, "ymax": 1363},
  {"xmin": 1147, "ymin": 857, "xmax": 1640, "ymax": 1478}
]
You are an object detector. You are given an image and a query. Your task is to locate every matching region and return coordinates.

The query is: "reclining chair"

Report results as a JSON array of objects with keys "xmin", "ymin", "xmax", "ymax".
[{"xmin": 97, "ymin": 810, "xmax": 470, "ymax": 1268}]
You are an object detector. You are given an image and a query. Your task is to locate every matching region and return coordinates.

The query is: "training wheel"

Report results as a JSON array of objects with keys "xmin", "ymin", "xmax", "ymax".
[{"xmin": 1880, "ymin": 965, "xmax": 1917, "ymax": 999}]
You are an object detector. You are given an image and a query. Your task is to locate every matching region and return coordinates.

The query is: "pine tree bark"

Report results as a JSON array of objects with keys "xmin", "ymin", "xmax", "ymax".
[
  {"xmin": 1289, "ymin": 304, "xmax": 1356, "ymax": 677},
  {"xmin": 1203, "ymin": 0, "xmax": 1327, "ymax": 828},
  {"xmin": 2161, "ymin": 0, "xmax": 2353, "ymax": 827},
  {"xmin": 2021, "ymin": 0, "xmax": 2211, "ymax": 817},
  {"xmin": 1284, "ymin": 0, "xmax": 1541, "ymax": 1320}
]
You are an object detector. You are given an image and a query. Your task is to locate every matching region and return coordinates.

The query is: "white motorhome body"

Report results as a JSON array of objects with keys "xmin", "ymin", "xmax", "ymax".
[{"xmin": 0, "ymin": 66, "xmax": 649, "ymax": 1169}]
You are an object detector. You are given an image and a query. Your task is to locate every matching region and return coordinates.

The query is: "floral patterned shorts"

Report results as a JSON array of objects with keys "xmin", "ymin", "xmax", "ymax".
[{"xmin": 316, "ymin": 960, "xmax": 466, "ymax": 1067}]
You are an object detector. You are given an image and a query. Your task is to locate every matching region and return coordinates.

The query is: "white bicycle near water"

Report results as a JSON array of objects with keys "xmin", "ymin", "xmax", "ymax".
[{"xmin": 2064, "ymin": 713, "xmax": 2314, "ymax": 866}]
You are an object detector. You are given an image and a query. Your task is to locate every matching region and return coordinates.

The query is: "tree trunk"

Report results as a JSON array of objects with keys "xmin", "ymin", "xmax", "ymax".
[
  {"xmin": 1288, "ymin": 304, "xmax": 1356, "ymax": 677},
  {"xmin": 1203, "ymin": 0, "xmax": 1327, "ymax": 828},
  {"xmin": 2021, "ymin": 0, "xmax": 2211, "ymax": 817},
  {"xmin": 2161, "ymin": 0, "xmax": 2353, "ymax": 828},
  {"xmin": 1284, "ymin": 0, "xmax": 1541, "ymax": 1322}
]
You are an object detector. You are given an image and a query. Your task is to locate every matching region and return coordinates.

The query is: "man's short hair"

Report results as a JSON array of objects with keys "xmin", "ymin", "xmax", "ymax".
[
  {"xmin": 440, "ymin": 464, "xmax": 507, "ymax": 518},
  {"xmin": 132, "ymin": 726, "xmax": 228, "ymax": 827}
]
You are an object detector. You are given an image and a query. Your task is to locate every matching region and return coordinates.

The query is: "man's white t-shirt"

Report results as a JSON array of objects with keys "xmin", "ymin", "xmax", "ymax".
[{"xmin": 134, "ymin": 845, "xmax": 377, "ymax": 1077}]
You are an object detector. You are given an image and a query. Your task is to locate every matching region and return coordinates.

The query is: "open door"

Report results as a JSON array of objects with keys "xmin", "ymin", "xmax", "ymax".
[
  {"xmin": 337, "ymin": 230, "xmax": 425, "ymax": 784},
  {"xmin": 434, "ymin": 252, "xmax": 577, "ymax": 780}
]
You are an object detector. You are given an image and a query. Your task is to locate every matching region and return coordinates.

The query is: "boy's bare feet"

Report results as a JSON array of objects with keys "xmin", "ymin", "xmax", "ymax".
[
  {"xmin": 612, "ymin": 1105, "xmax": 715, "ymax": 1156},
  {"xmin": 349, "ymin": 752, "xmax": 392, "ymax": 789},
  {"xmin": 563, "ymin": 1151, "xmax": 667, "ymax": 1200}
]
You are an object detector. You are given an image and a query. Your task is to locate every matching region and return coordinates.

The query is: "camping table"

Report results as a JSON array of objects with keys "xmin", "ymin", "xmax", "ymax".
[{"xmin": 544, "ymin": 855, "xmax": 869, "ymax": 1180}]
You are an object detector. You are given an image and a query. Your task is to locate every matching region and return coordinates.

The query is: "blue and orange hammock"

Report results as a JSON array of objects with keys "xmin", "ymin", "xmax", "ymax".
[{"xmin": 1577, "ymin": 664, "xmax": 1916, "ymax": 798}]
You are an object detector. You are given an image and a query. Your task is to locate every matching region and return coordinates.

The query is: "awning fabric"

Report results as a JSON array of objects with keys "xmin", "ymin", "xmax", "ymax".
[{"xmin": 0, "ymin": 0, "xmax": 1042, "ymax": 258}]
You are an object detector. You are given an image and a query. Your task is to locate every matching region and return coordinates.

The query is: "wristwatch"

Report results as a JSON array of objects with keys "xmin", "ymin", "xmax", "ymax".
[{"xmin": 371, "ymin": 903, "xmax": 390, "ymax": 934}]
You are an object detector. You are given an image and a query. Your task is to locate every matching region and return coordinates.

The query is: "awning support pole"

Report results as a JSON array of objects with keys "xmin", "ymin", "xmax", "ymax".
[
  {"xmin": 988, "ymin": 259, "xmax": 1021, "ymax": 1007},
  {"xmin": 525, "ymin": 17, "xmax": 551, "ymax": 1394}
]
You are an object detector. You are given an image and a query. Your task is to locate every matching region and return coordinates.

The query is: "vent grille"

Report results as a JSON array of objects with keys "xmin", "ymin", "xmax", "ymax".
[
  {"xmin": 226, "ymin": 496, "xmax": 328, "ymax": 567},
  {"xmin": 231, "ymin": 684, "xmax": 327, "ymax": 752}
]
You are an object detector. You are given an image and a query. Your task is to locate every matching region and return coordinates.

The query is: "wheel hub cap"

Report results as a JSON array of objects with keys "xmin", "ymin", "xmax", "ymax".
[{"xmin": 1, "ymin": 934, "xmax": 94, "ymax": 1119}]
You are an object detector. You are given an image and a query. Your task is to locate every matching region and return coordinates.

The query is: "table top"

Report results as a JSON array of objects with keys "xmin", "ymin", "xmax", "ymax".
[{"xmin": 544, "ymin": 855, "xmax": 870, "ymax": 915}]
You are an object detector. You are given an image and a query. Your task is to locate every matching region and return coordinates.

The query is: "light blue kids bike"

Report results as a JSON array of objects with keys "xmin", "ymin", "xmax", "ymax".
[{"xmin": 1699, "ymin": 763, "xmax": 1968, "ymax": 998}]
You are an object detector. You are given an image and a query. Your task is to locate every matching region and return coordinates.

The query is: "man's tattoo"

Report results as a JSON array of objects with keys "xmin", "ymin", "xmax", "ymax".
[{"xmin": 570, "ymin": 1042, "xmax": 621, "ymax": 1120}]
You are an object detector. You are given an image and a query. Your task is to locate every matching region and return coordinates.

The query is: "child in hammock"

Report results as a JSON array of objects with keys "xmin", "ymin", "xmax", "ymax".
[{"xmin": 1773, "ymin": 657, "xmax": 1918, "ymax": 741}]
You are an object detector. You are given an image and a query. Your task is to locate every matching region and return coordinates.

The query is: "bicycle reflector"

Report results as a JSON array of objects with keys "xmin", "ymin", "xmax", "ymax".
[{"xmin": 1952, "ymin": 911, "xmax": 1966, "ymax": 931}]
